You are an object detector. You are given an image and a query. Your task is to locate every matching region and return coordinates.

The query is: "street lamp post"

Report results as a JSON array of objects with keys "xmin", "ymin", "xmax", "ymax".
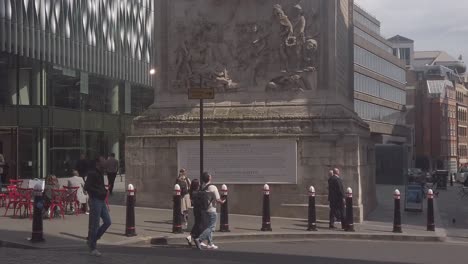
[{"xmin": 199, "ymin": 76, "xmax": 204, "ymax": 179}]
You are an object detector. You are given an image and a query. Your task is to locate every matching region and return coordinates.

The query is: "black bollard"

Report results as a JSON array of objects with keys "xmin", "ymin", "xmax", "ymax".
[
  {"xmin": 30, "ymin": 184, "xmax": 45, "ymax": 243},
  {"xmin": 450, "ymin": 173, "xmax": 454, "ymax": 187},
  {"xmin": 261, "ymin": 184, "xmax": 272, "ymax": 231},
  {"xmin": 307, "ymin": 186, "xmax": 317, "ymax": 231},
  {"xmin": 172, "ymin": 184, "xmax": 183, "ymax": 234},
  {"xmin": 125, "ymin": 184, "xmax": 137, "ymax": 237},
  {"xmin": 345, "ymin": 187, "xmax": 355, "ymax": 232},
  {"xmin": 393, "ymin": 189, "xmax": 402, "ymax": 233},
  {"xmin": 427, "ymin": 189, "xmax": 435, "ymax": 231},
  {"xmin": 219, "ymin": 184, "xmax": 230, "ymax": 232}
]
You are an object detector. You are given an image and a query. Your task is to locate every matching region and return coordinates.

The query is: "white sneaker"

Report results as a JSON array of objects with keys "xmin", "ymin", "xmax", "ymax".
[
  {"xmin": 185, "ymin": 235, "xmax": 193, "ymax": 246},
  {"xmin": 90, "ymin": 249, "xmax": 102, "ymax": 257},
  {"xmin": 207, "ymin": 244, "xmax": 218, "ymax": 250},
  {"xmin": 200, "ymin": 242, "xmax": 208, "ymax": 249}
]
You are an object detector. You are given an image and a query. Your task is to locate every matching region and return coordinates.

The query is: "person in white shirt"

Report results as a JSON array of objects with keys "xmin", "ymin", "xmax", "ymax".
[{"xmin": 194, "ymin": 172, "xmax": 225, "ymax": 250}]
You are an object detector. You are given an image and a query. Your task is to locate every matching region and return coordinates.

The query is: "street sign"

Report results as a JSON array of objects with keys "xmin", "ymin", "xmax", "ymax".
[{"xmin": 188, "ymin": 88, "xmax": 215, "ymax": 99}]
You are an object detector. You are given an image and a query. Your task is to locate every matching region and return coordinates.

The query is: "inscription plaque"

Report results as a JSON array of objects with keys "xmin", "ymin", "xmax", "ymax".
[{"xmin": 177, "ymin": 139, "xmax": 297, "ymax": 184}]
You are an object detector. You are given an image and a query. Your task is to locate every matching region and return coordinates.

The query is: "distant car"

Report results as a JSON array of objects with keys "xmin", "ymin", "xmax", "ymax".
[{"xmin": 456, "ymin": 167, "xmax": 468, "ymax": 183}]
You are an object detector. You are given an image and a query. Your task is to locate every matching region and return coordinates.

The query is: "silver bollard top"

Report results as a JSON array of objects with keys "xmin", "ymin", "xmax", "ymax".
[
  {"xmin": 221, "ymin": 184, "xmax": 228, "ymax": 191},
  {"xmin": 263, "ymin": 184, "xmax": 270, "ymax": 191},
  {"xmin": 309, "ymin": 186, "xmax": 315, "ymax": 197},
  {"xmin": 394, "ymin": 189, "xmax": 400, "ymax": 195},
  {"xmin": 174, "ymin": 184, "xmax": 181, "ymax": 195},
  {"xmin": 427, "ymin": 189, "xmax": 433, "ymax": 195},
  {"xmin": 346, "ymin": 187, "xmax": 353, "ymax": 194},
  {"xmin": 128, "ymin": 184, "xmax": 135, "ymax": 196}
]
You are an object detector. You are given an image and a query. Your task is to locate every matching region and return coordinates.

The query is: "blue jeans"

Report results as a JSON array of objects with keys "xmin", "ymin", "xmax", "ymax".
[
  {"xmin": 198, "ymin": 211, "xmax": 217, "ymax": 245},
  {"xmin": 88, "ymin": 197, "xmax": 111, "ymax": 250}
]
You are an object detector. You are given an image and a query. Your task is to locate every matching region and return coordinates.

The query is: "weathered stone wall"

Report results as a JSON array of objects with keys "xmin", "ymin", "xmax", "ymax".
[{"xmin": 126, "ymin": 0, "xmax": 377, "ymax": 221}]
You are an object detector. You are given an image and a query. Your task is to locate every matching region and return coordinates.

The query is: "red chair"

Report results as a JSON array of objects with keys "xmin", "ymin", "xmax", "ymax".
[
  {"xmin": 4, "ymin": 185, "xmax": 20, "ymax": 216},
  {"xmin": 9, "ymin": 180, "xmax": 24, "ymax": 188},
  {"xmin": 63, "ymin": 186, "xmax": 80, "ymax": 216},
  {"xmin": 15, "ymin": 188, "xmax": 34, "ymax": 219},
  {"xmin": 49, "ymin": 189, "xmax": 66, "ymax": 220},
  {"xmin": 105, "ymin": 185, "xmax": 110, "ymax": 211}
]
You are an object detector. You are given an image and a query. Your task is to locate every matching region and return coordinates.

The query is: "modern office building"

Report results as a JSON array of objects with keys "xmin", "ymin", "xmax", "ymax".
[
  {"xmin": 0, "ymin": 0, "xmax": 154, "ymax": 180},
  {"xmin": 353, "ymin": 4, "xmax": 410, "ymax": 184}
]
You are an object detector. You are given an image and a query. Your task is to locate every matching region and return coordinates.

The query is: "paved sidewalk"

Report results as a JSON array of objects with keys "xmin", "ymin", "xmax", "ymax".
[{"xmin": 0, "ymin": 184, "xmax": 446, "ymax": 249}]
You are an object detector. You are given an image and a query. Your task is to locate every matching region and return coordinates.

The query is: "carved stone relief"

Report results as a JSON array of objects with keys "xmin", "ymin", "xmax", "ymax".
[{"xmin": 168, "ymin": 0, "xmax": 320, "ymax": 94}]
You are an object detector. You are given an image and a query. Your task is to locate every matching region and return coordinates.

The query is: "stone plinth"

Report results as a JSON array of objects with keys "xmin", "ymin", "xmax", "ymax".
[{"xmin": 126, "ymin": 0, "xmax": 377, "ymax": 222}]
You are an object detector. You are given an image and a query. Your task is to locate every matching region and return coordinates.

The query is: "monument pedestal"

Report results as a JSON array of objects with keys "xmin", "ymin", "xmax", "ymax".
[{"xmin": 126, "ymin": 104, "xmax": 376, "ymax": 221}]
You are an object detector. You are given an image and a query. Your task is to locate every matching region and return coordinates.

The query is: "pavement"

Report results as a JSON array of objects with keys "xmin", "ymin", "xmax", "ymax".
[
  {"xmin": 0, "ymin": 181, "xmax": 450, "ymax": 249},
  {"xmin": 2, "ymin": 239, "xmax": 468, "ymax": 264}
]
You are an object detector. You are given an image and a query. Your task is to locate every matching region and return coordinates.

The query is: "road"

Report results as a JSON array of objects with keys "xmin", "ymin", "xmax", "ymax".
[{"xmin": 1, "ymin": 239, "xmax": 467, "ymax": 264}]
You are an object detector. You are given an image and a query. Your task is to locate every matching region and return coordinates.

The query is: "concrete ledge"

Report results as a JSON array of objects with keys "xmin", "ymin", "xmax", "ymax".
[{"xmin": 150, "ymin": 229, "xmax": 446, "ymax": 245}]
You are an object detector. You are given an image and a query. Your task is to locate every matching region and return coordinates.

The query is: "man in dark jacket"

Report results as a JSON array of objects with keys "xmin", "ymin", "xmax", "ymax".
[
  {"xmin": 328, "ymin": 168, "xmax": 346, "ymax": 230},
  {"xmin": 84, "ymin": 156, "xmax": 111, "ymax": 257}
]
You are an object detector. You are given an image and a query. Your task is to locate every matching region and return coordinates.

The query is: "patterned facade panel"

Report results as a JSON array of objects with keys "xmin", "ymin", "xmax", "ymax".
[{"xmin": 0, "ymin": 0, "xmax": 153, "ymax": 86}]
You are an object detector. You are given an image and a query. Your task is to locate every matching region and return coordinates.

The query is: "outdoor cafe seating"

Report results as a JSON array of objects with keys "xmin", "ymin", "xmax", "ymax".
[{"xmin": 1, "ymin": 177, "xmax": 96, "ymax": 220}]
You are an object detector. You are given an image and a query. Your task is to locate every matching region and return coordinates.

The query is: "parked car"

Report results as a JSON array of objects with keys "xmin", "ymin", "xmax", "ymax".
[{"xmin": 456, "ymin": 167, "xmax": 468, "ymax": 183}]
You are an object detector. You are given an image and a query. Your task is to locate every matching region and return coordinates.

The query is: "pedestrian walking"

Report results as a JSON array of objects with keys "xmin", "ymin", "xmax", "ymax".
[
  {"xmin": 85, "ymin": 156, "xmax": 112, "ymax": 257},
  {"xmin": 175, "ymin": 168, "xmax": 191, "ymax": 228},
  {"xmin": 186, "ymin": 179, "xmax": 203, "ymax": 246},
  {"xmin": 194, "ymin": 172, "xmax": 225, "ymax": 250},
  {"xmin": 105, "ymin": 153, "xmax": 119, "ymax": 195},
  {"xmin": 328, "ymin": 168, "xmax": 346, "ymax": 230},
  {"xmin": 76, "ymin": 154, "xmax": 89, "ymax": 180}
]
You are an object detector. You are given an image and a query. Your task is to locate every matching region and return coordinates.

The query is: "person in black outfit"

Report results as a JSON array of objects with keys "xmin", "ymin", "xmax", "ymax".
[
  {"xmin": 76, "ymin": 154, "xmax": 89, "ymax": 180},
  {"xmin": 328, "ymin": 168, "xmax": 346, "ymax": 230},
  {"xmin": 85, "ymin": 156, "xmax": 111, "ymax": 257},
  {"xmin": 186, "ymin": 179, "xmax": 203, "ymax": 246}
]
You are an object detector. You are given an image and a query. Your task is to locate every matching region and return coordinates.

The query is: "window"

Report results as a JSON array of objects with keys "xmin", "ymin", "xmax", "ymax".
[
  {"xmin": 459, "ymin": 126, "xmax": 467, "ymax": 137},
  {"xmin": 354, "ymin": 99, "xmax": 403, "ymax": 124},
  {"xmin": 354, "ymin": 73, "xmax": 406, "ymax": 105},
  {"xmin": 355, "ymin": 27, "xmax": 392, "ymax": 53},
  {"xmin": 354, "ymin": 46, "xmax": 406, "ymax": 84},
  {"xmin": 459, "ymin": 145, "xmax": 468, "ymax": 158}
]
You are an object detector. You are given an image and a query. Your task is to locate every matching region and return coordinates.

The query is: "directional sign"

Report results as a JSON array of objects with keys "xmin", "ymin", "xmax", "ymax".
[{"xmin": 188, "ymin": 88, "xmax": 215, "ymax": 99}]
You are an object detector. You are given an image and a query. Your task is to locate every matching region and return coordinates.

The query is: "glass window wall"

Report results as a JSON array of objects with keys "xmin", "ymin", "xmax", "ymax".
[
  {"xmin": 131, "ymin": 84, "xmax": 154, "ymax": 115},
  {"xmin": 48, "ymin": 66, "xmax": 81, "ymax": 110},
  {"xmin": 354, "ymin": 45, "xmax": 406, "ymax": 84}
]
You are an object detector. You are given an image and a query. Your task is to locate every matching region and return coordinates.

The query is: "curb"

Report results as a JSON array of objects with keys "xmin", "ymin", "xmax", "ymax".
[
  {"xmin": 0, "ymin": 240, "xmax": 38, "ymax": 250},
  {"xmin": 150, "ymin": 230, "xmax": 446, "ymax": 245}
]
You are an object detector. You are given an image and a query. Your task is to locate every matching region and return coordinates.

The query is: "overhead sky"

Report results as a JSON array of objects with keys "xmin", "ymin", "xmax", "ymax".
[{"xmin": 355, "ymin": 0, "xmax": 468, "ymax": 62}]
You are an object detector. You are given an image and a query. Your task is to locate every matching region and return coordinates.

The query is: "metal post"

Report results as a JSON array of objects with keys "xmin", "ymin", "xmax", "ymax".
[
  {"xmin": 200, "ymin": 98, "xmax": 204, "ymax": 179},
  {"xmin": 199, "ymin": 75, "xmax": 204, "ymax": 179}
]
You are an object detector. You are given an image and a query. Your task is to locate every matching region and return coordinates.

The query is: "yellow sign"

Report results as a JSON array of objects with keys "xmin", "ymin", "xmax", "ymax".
[{"xmin": 188, "ymin": 88, "xmax": 215, "ymax": 99}]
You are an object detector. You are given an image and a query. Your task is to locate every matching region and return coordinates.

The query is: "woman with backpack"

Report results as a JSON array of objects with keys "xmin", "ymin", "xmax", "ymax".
[{"xmin": 176, "ymin": 169, "xmax": 191, "ymax": 228}]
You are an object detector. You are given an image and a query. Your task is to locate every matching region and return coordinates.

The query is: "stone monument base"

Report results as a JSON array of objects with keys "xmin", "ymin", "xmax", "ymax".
[{"xmin": 126, "ymin": 104, "xmax": 377, "ymax": 222}]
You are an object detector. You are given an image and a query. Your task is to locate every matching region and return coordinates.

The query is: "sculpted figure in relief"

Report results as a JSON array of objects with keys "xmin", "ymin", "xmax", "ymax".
[{"xmin": 272, "ymin": 4, "xmax": 294, "ymax": 73}]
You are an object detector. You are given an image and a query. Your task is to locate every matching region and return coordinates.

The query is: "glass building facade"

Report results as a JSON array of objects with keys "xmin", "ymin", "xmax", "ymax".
[{"xmin": 0, "ymin": 0, "xmax": 154, "ymax": 179}]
